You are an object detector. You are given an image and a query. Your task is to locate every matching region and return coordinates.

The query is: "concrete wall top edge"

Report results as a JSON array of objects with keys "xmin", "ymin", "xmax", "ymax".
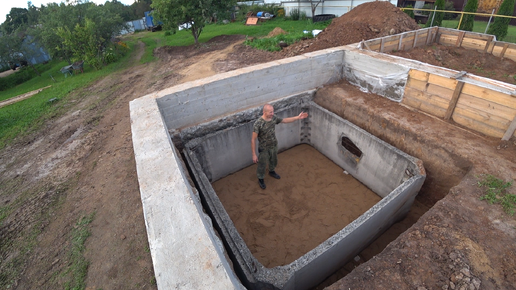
[{"xmin": 129, "ymin": 97, "xmax": 242, "ymax": 289}]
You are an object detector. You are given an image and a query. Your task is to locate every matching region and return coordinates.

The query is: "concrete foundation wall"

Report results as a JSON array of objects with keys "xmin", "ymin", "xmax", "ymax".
[
  {"xmin": 185, "ymin": 95, "xmax": 309, "ymax": 182},
  {"xmin": 309, "ymin": 103, "xmax": 421, "ymax": 197},
  {"xmin": 183, "ymin": 101, "xmax": 425, "ymax": 290},
  {"xmin": 130, "ymin": 97, "xmax": 244, "ymax": 290},
  {"xmin": 156, "ymin": 49, "xmax": 344, "ymax": 131}
]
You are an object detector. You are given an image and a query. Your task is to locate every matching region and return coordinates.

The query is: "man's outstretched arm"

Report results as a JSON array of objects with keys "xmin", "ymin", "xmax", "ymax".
[
  {"xmin": 282, "ymin": 111, "xmax": 308, "ymax": 123},
  {"xmin": 251, "ymin": 132, "xmax": 259, "ymax": 163}
]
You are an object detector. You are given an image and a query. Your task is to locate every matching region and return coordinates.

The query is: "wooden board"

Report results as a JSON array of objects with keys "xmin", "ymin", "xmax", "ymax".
[
  {"xmin": 461, "ymin": 84, "xmax": 516, "ymax": 109},
  {"xmin": 426, "ymin": 84, "xmax": 455, "ymax": 102},
  {"xmin": 406, "ymin": 77, "xmax": 428, "ymax": 91},
  {"xmin": 428, "ymin": 74, "xmax": 457, "ymax": 89},
  {"xmin": 454, "ymin": 105, "xmax": 510, "ymax": 131},
  {"xmin": 246, "ymin": 17, "xmax": 259, "ymax": 25},
  {"xmin": 452, "ymin": 113, "xmax": 505, "ymax": 138},
  {"xmin": 457, "ymin": 93, "xmax": 516, "ymax": 121},
  {"xmin": 408, "ymin": 69, "xmax": 430, "ymax": 82}
]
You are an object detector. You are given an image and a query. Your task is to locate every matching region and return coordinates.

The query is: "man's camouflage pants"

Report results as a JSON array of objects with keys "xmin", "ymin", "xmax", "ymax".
[{"xmin": 257, "ymin": 146, "xmax": 278, "ymax": 179}]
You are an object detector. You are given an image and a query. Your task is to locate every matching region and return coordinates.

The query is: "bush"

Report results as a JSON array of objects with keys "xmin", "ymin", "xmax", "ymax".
[
  {"xmin": 487, "ymin": 0, "xmax": 516, "ymax": 40},
  {"xmin": 244, "ymin": 32, "xmax": 313, "ymax": 52},
  {"xmin": 290, "ymin": 8, "xmax": 301, "ymax": 20},
  {"xmin": 404, "ymin": 5, "xmax": 415, "ymax": 19},
  {"xmin": 426, "ymin": 0, "xmax": 445, "ymax": 27},
  {"xmin": 444, "ymin": 1, "xmax": 457, "ymax": 20},
  {"xmin": 0, "ymin": 67, "xmax": 38, "ymax": 91},
  {"xmin": 459, "ymin": 0, "xmax": 477, "ymax": 30}
]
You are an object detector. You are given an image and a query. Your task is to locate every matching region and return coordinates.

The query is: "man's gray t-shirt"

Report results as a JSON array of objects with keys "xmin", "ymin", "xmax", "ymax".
[{"xmin": 253, "ymin": 115, "xmax": 283, "ymax": 151}]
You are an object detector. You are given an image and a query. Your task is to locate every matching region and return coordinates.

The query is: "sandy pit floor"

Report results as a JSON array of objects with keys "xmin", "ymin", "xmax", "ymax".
[{"xmin": 212, "ymin": 144, "xmax": 381, "ymax": 268}]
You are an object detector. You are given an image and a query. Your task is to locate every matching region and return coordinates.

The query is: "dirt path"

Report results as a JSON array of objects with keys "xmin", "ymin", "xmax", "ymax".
[
  {"xmin": 0, "ymin": 86, "xmax": 52, "ymax": 109},
  {"xmin": 0, "ymin": 35, "xmax": 277, "ymax": 290}
]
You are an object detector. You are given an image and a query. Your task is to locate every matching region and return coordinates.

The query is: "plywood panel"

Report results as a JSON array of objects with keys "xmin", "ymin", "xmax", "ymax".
[{"xmin": 461, "ymin": 84, "xmax": 516, "ymax": 109}]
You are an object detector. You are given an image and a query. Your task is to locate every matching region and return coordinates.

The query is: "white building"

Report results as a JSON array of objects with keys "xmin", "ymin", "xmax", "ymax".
[{"xmin": 280, "ymin": 0, "xmax": 398, "ymax": 17}]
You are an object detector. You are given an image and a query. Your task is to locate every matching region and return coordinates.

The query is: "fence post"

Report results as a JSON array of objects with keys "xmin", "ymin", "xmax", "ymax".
[
  {"xmin": 457, "ymin": 12, "xmax": 464, "ymax": 29},
  {"xmin": 430, "ymin": 6, "xmax": 437, "ymax": 27},
  {"xmin": 485, "ymin": 9, "xmax": 495, "ymax": 34}
]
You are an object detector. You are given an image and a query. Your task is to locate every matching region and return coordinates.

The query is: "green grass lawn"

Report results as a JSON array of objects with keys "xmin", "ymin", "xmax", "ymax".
[
  {"xmin": 126, "ymin": 18, "xmax": 331, "ymax": 62},
  {"xmin": 0, "ymin": 18, "xmax": 327, "ymax": 149},
  {"xmin": 0, "ymin": 43, "xmax": 136, "ymax": 149}
]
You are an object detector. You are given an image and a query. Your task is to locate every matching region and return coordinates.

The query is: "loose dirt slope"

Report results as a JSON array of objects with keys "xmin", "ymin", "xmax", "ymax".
[{"xmin": 282, "ymin": 1, "xmax": 420, "ymax": 56}]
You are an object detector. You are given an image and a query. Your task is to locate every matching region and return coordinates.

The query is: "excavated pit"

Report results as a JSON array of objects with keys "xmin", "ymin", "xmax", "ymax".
[{"xmin": 182, "ymin": 96, "xmax": 426, "ymax": 290}]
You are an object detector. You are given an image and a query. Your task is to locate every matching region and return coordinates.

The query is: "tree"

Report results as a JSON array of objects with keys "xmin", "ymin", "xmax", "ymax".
[
  {"xmin": 2, "ymin": 8, "xmax": 29, "ymax": 34},
  {"xmin": 55, "ymin": 4, "xmax": 126, "ymax": 69},
  {"xmin": 132, "ymin": 0, "xmax": 152, "ymax": 18},
  {"xmin": 32, "ymin": 3, "xmax": 77, "ymax": 64},
  {"xmin": 426, "ymin": 0, "xmax": 446, "ymax": 27},
  {"xmin": 459, "ymin": 0, "xmax": 478, "ymax": 31},
  {"xmin": 487, "ymin": 0, "xmax": 516, "ymax": 40},
  {"xmin": 152, "ymin": 0, "xmax": 236, "ymax": 44},
  {"xmin": 310, "ymin": 0, "xmax": 324, "ymax": 19}
]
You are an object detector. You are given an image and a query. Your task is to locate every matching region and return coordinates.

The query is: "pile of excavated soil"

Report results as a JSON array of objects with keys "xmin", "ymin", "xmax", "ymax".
[
  {"xmin": 267, "ymin": 27, "xmax": 287, "ymax": 37},
  {"xmin": 282, "ymin": 1, "xmax": 420, "ymax": 56}
]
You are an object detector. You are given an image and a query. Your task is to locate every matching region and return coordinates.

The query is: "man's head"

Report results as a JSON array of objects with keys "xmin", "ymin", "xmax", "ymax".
[{"xmin": 263, "ymin": 104, "xmax": 274, "ymax": 119}]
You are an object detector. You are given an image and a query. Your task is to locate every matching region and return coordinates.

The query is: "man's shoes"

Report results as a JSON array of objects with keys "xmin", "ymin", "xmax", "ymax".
[
  {"xmin": 269, "ymin": 171, "xmax": 281, "ymax": 179},
  {"xmin": 258, "ymin": 179, "xmax": 266, "ymax": 189}
]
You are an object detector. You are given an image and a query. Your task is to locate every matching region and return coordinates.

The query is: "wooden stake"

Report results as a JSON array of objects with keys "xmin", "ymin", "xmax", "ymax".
[
  {"xmin": 484, "ymin": 36, "xmax": 494, "ymax": 53},
  {"xmin": 398, "ymin": 34, "xmax": 404, "ymax": 51},
  {"xmin": 413, "ymin": 31, "xmax": 418, "ymax": 48},
  {"xmin": 500, "ymin": 43, "xmax": 509, "ymax": 59},
  {"xmin": 502, "ymin": 114, "xmax": 516, "ymax": 141},
  {"xmin": 456, "ymin": 31, "xmax": 465, "ymax": 47},
  {"xmin": 380, "ymin": 38, "xmax": 385, "ymax": 52},
  {"xmin": 444, "ymin": 81, "xmax": 465, "ymax": 120}
]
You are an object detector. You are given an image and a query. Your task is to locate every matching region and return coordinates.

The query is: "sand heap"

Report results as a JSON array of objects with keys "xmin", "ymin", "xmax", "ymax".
[{"xmin": 282, "ymin": 1, "xmax": 420, "ymax": 56}]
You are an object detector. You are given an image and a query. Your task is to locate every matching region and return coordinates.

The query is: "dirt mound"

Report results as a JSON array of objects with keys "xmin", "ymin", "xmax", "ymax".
[
  {"xmin": 282, "ymin": 1, "xmax": 420, "ymax": 56},
  {"xmin": 267, "ymin": 27, "xmax": 287, "ymax": 37}
]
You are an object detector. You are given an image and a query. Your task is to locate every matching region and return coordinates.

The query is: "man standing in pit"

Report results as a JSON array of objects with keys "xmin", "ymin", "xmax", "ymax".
[{"xmin": 251, "ymin": 104, "xmax": 308, "ymax": 189}]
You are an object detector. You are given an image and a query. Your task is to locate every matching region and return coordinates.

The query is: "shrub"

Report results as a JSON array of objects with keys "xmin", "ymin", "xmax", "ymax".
[
  {"xmin": 444, "ymin": 1, "xmax": 457, "ymax": 20},
  {"xmin": 404, "ymin": 5, "xmax": 415, "ymax": 19},
  {"xmin": 459, "ymin": 0, "xmax": 477, "ymax": 31},
  {"xmin": 290, "ymin": 8, "xmax": 301, "ymax": 20},
  {"xmin": 0, "ymin": 67, "xmax": 37, "ymax": 91},
  {"xmin": 487, "ymin": 0, "xmax": 516, "ymax": 40},
  {"xmin": 426, "ymin": 0, "xmax": 446, "ymax": 27}
]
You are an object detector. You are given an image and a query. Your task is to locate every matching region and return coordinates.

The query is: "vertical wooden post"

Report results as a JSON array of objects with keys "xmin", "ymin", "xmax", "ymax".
[
  {"xmin": 380, "ymin": 38, "xmax": 385, "ymax": 52},
  {"xmin": 398, "ymin": 34, "xmax": 404, "ymax": 51},
  {"xmin": 445, "ymin": 81, "xmax": 465, "ymax": 120},
  {"xmin": 502, "ymin": 115, "xmax": 516, "ymax": 141},
  {"xmin": 484, "ymin": 36, "xmax": 494, "ymax": 53},
  {"xmin": 456, "ymin": 31, "xmax": 465, "ymax": 47},
  {"xmin": 413, "ymin": 30, "xmax": 418, "ymax": 49},
  {"xmin": 500, "ymin": 43, "xmax": 509, "ymax": 59}
]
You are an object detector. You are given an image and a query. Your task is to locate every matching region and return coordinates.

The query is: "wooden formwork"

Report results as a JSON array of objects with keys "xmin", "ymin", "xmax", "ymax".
[
  {"xmin": 360, "ymin": 27, "xmax": 516, "ymax": 140},
  {"xmin": 403, "ymin": 69, "xmax": 516, "ymax": 139}
]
